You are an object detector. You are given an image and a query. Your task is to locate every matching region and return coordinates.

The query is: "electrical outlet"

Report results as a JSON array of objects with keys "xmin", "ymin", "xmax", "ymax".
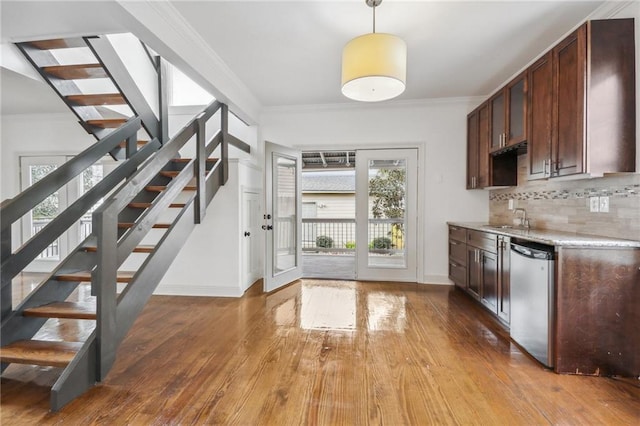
[
  {"xmin": 508, "ymin": 199, "xmax": 514, "ymax": 210},
  {"xmin": 589, "ymin": 197, "xmax": 599, "ymax": 212},
  {"xmin": 599, "ymin": 196, "xmax": 609, "ymax": 213}
]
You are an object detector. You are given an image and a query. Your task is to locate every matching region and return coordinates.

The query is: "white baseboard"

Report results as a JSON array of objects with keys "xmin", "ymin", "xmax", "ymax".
[
  {"xmin": 420, "ymin": 274, "xmax": 453, "ymax": 286},
  {"xmin": 154, "ymin": 284, "xmax": 244, "ymax": 297}
]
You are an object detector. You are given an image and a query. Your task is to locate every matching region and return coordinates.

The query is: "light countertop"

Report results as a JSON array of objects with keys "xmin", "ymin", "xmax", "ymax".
[{"xmin": 447, "ymin": 222, "xmax": 640, "ymax": 248}]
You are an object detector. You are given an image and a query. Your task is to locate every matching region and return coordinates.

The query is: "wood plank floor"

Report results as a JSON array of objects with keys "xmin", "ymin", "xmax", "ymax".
[{"xmin": 2, "ymin": 279, "xmax": 639, "ymax": 425}]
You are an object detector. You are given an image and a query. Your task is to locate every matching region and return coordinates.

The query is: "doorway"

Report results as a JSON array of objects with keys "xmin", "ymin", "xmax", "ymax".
[{"xmin": 298, "ymin": 148, "xmax": 418, "ymax": 282}]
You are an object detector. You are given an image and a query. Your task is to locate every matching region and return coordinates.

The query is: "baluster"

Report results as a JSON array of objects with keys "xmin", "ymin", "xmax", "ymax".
[{"xmin": 195, "ymin": 113, "xmax": 207, "ymax": 224}]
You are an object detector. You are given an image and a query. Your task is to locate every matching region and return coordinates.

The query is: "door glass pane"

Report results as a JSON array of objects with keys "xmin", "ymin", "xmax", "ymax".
[
  {"xmin": 273, "ymin": 155, "xmax": 297, "ymax": 274},
  {"xmin": 29, "ymin": 164, "xmax": 61, "ymax": 260},
  {"xmin": 509, "ymin": 79, "xmax": 525, "ymax": 140},
  {"xmin": 367, "ymin": 158, "xmax": 406, "ymax": 268}
]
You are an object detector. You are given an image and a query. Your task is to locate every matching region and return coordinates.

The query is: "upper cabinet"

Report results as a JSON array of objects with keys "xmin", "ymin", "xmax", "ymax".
[
  {"xmin": 490, "ymin": 72, "xmax": 528, "ymax": 153},
  {"xmin": 528, "ymin": 19, "xmax": 636, "ymax": 180},
  {"xmin": 467, "ymin": 103, "xmax": 490, "ymax": 189}
]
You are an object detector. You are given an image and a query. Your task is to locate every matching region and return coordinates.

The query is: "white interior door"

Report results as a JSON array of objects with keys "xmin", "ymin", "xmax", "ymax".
[
  {"xmin": 242, "ymin": 189, "xmax": 262, "ymax": 290},
  {"xmin": 264, "ymin": 141, "xmax": 302, "ymax": 292},
  {"xmin": 355, "ymin": 148, "xmax": 418, "ymax": 282}
]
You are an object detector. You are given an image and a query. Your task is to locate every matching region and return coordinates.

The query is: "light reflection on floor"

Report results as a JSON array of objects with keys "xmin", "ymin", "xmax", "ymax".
[
  {"xmin": 366, "ymin": 292, "xmax": 406, "ymax": 332},
  {"xmin": 272, "ymin": 281, "xmax": 408, "ymax": 334},
  {"xmin": 300, "ymin": 283, "xmax": 356, "ymax": 331}
]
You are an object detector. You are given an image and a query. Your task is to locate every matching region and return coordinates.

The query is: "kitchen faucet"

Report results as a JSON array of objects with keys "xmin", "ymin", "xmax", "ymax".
[{"xmin": 513, "ymin": 208, "xmax": 530, "ymax": 228}]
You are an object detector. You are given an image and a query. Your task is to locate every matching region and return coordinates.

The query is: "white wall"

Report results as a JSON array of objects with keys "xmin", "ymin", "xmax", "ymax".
[
  {"xmin": 156, "ymin": 160, "xmax": 262, "ymax": 296},
  {"xmin": 260, "ymin": 98, "xmax": 490, "ymax": 284}
]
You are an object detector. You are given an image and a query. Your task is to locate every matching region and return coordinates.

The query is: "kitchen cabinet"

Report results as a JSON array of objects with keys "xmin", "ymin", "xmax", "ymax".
[
  {"xmin": 449, "ymin": 227, "xmax": 510, "ymax": 326},
  {"xmin": 528, "ymin": 19, "xmax": 636, "ymax": 180},
  {"xmin": 466, "ymin": 104, "xmax": 490, "ymax": 189},
  {"xmin": 448, "ymin": 223, "xmax": 639, "ymax": 377},
  {"xmin": 448, "ymin": 225, "xmax": 467, "ymax": 289},
  {"xmin": 490, "ymin": 72, "xmax": 527, "ymax": 153},
  {"xmin": 527, "ymin": 52, "xmax": 553, "ymax": 180}
]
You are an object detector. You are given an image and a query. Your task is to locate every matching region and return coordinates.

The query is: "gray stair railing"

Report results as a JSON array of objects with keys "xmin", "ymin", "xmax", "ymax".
[
  {"xmin": 91, "ymin": 100, "xmax": 250, "ymax": 379},
  {"xmin": 0, "ymin": 117, "xmax": 158, "ymax": 322}
]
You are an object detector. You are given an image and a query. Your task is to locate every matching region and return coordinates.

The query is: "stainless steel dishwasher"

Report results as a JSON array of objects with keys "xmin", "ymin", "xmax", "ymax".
[{"xmin": 510, "ymin": 239, "xmax": 555, "ymax": 367}]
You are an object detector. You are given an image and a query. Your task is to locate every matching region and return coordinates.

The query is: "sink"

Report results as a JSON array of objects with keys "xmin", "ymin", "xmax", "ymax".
[{"xmin": 483, "ymin": 224, "xmax": 513, "ymax": 229}]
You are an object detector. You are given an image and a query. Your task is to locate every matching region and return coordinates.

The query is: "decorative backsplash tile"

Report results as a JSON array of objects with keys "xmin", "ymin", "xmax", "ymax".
[{"xmin": 490, "ymin": 184, "xmax": 639, "ymax": 201}]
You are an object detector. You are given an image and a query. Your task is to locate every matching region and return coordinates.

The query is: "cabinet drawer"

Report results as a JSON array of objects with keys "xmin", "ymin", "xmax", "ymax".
[
  {"xmin": 467, "ymin": 229, "xmax": 498, "ymax": 253},
  {"xmin": 449, "ymin": 240, "xmax": 467, "ymax": 265},
  {"xmin": 449, "ymin": 261, "xmax": 467, "ymax": 288},
  {"xmin": 449, "ymin": 226, "xmax": 467, "ymax": 243}
]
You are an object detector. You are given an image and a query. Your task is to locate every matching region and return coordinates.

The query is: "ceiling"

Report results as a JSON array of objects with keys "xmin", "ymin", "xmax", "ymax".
[
  {"xmin": 0, "ymin": 1, "xmax": 605, "ymax": 114},
  {"xmin": 169, "ymin": 0, "xmax": 604, "ymax": 107}
]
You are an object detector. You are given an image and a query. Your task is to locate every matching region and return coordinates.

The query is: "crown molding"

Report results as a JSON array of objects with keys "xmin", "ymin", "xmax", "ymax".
[{"xmin": 261, "ymin": 96, "xmax": 485, "ymax": 115}]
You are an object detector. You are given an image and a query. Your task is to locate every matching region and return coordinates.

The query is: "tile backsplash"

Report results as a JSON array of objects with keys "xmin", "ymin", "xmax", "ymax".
[{"xmin": 490, "ymin": 155, "xmax": 640, "ymax": 241}]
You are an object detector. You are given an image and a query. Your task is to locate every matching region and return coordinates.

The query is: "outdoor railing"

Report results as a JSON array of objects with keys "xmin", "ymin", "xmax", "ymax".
[{"xmin": 301, "ymin": 217, "xmax": 404, "ymax": 254}]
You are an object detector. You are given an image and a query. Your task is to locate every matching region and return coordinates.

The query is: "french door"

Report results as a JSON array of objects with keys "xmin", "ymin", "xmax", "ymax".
[
  {"xmin": 20, "ymin": 155, "xmax": 109, "ymax": 272},
  {"xmin": 355, "ymin": 149, "xmax": 418, "ymax": 282},
  {"xmin": 264, "ymin": 142, "xmax": 303, "ymax": 292}
]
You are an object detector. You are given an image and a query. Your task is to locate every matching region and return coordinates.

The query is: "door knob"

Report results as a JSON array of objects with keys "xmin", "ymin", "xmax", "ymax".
[{"xmin": 244, "ymin": 231, "xmax": 250, "ymax": 237}]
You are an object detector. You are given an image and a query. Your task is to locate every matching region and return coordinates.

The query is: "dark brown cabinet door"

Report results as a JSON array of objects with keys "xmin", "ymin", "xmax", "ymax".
[
  {"xmin": 553, "ymin": 26, "xmax": 586, "ymax": 177},
  {"xmin": 480, "ymin": 251, "xmax": 498, "ymax": 314},
  {"xmin": 467, "ymin": 247, "xmax": 481, "ymax": 300},
  {"xmin": 466, "ymin": 110, "xmax": 479, "ymax": 189},
  {"xmin": 506, "ymin": 73, "xmax": 527, "ymax": 146},
  {"xmin": 490, "ymin": 92, "xmax": 505, "ymax": 152},
  {"xmin": 528, "ymin": 53, "xmax": 553, "ymax": 180},
  {"xmin": 477, "ymin": 104, "xmax": 490, "ymax": 187},
  {"xmin": 497, "ymin": 236, "xmax": 510, "ymax": 324}
]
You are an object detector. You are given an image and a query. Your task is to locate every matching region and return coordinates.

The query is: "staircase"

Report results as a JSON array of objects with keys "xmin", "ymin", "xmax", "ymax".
[{"xmin": 0, "ymin": 35, "xmax": 250, "ymax": 411}]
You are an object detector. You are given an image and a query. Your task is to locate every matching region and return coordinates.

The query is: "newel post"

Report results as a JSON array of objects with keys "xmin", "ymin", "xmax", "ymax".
[
  {"xmin": 1, "ymin": 227, "xmax": 12, "ymax": 321},
  {"xmin": 93, "ymin": 208, "xmax": 118, "ymax": 380},
  {"xmin": 195, "ymin": 113, "xmax": 207, "ymax": 224}
]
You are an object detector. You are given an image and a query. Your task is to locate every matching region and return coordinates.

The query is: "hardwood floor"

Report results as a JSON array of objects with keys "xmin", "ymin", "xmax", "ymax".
[{"xmin": 2, "ymin": 279, "xmax": 639, "ymax": 425}]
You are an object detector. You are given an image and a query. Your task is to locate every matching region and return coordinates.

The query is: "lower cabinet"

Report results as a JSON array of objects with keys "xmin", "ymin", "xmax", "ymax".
[{"xmin": 450, "ymin": 226, "xmax": 510, "ymax": 327}]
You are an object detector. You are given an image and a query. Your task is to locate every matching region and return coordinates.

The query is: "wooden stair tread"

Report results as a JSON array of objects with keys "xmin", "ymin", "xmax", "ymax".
[
  {"xmin": 86, "ymin": 118, "xmax": 128, "ymax": 129},
  {"xmin": 84, "ymin": 244, "xmax": 155, "ymax": 253},
  {"xmin": 56, "ymin": 271, "xmax": 134, "ymax": 283},
  {"xmin": 159, "ymin": 171, "xmax": 180, "ymax": 178},
  {"xmin": 42, "ymin": 64, "xmax": 107, "ymax": 80},
  {"xmin": 128, "ymin": 202, "xmax": 186, "ymax": 209},
  {"xmin": 118, "ymin": 223, "xmax": 171, "ymax": 229},
  {"xmin": 118, "ymin": 140, "xmax": 148, "ymax": 149},
  {"xmin": 0, "ymin": 340, "xmax": 83, "ymax": 368},
  {"xmin": 66, "ymin": 94, "xmax": 125, "ymax": 106},
  {"xmin": 145, "ymin": 185, "xmax": 196, "ymax": 192},
  {"xmin": 23, "ymin": 302, "xmax": 96, "ymax": 320},
  {"xmin": 27, "ymin": 38, "xmax": 87, "ymax": 50}
]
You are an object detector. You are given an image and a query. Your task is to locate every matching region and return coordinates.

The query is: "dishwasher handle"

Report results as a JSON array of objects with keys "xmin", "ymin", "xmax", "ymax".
[{"xmin": 511, "ymin": 243, "xmax": 554, "ymax": 260}]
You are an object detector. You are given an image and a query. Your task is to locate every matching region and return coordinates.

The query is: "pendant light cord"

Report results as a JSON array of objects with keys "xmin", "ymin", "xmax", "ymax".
[{"xmin": 372, "ymin": 2, "xmax": 376, "ymax": 33}]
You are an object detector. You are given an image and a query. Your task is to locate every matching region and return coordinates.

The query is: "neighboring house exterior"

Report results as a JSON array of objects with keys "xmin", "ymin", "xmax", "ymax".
[{"xmin": 302, "ymin": 171, "xmax": 355, "ymax": 219}]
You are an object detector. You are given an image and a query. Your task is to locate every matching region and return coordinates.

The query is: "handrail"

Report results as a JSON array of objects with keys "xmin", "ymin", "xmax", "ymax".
[{"xmin": 0, "ymin": 117, "xmax": 141, "ymax": 232}]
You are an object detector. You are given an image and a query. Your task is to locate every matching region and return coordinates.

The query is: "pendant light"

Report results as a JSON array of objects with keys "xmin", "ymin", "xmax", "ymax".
[{"xmin": 341, "ymin": 0, "xmax": 407, "ymax": 102}]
